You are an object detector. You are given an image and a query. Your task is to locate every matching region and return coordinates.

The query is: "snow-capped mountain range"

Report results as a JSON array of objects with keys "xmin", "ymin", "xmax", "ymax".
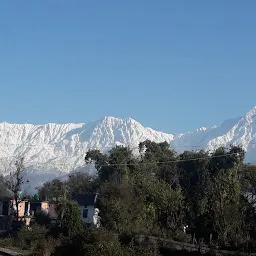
[
  {"xmin": 171, "ymin": 106, "xmax": 256, "ymax": 162},
  {"xmin": 1, "ymin": 106, "xmax": 256, "ymax": 189}
]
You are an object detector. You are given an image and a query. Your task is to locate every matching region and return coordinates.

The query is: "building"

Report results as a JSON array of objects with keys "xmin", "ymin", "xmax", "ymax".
[
  {"xmin": 0, "ymin": 189, "xmax": 15, "ymax": 230},
  {"xmin": 0, "ymin": 190, "xmax": 99, "ymax": 226},
  {"xmin": 0, "ymin": 199, "xmax": 12, "ymax": 216},
  {"xmin": 1, "ymin": 199, "xmax": 57, "ymax": 220},
  {"xmin": 29, "ymin": 201, "xmax": 57, "ymax": 219},
  {"xmin": 73, "ymin": 193, "xmax": 98, "ymax": 224},
  {"xmin": 0, "ymin": 187, "xmax": 14, "ymax": 216},
  {"xmin": 0, "ymin": 186, "xmax": 57, "ymax": 229}
]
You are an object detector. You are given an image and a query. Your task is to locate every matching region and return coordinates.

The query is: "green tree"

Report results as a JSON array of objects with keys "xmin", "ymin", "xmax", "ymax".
[
  {"xmin": 38, "ymin": 179, "xmax": 67, "ymax": 202},
  {"xmin": 55, "ymin": 199, "xmax": 83, "ymax": 237},
  {"xmin": 17, "ymin": 223, "xmax": 47, "ymax": 250},
  {"xmin": 53, "ymin": 228, "xmax": 129, "ymax": 256},
  {"xmin": 85, "ymin": 146, "xmax": 136, "ymax": 183},
  {"xmin": 85, "ymin": 149, "xmax": 109, "ymax": 181},
  {"xmin": 209, "ymin": 168, "xmax": 245, "ymax": 245},
  {"xmin": 67, "ymin": 172, "xmax": 98, "ymax": 196},
  {"xmin": 241, "ymin": 164, "xmax": 256, "ymax": 204},
  {"xmin": 207, "ymin": 146, "xmax": 246, "ymax": 245},
  {"xmin": 99, "ymin": 180, "xmax": 152, "ymax": 234},
  {"xmin": 146, "ymin": 180, "xmax": 184, "ymax": 235},
  {"xmin": 139, "ymin": 140, "xmax": 178, "ymax": 186}
]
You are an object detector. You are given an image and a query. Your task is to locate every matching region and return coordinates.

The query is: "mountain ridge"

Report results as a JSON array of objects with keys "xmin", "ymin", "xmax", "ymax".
[
  {"xmin": 171, "ymin": 106, "xmax": 256, "ymax": 163},
  {"xmin": 1, "ymin": 107, "xmax": 256, "ymax": 189}
]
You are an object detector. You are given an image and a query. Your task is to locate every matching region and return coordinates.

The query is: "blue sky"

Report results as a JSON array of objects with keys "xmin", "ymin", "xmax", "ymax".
[{"xmin": 0, "ymin": 1, "xmax": 256, "ymax": 134}]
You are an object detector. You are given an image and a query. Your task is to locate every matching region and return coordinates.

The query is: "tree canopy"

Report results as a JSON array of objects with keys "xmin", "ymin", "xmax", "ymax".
[{"xmin": 37, "ymin": 141, "xmax": 256, "ymax": 253}]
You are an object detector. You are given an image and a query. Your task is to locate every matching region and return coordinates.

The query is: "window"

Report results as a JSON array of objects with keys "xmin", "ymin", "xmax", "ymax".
[{"xmin": 83, "ymin": 208, "xmax": 88, "ymax": 218}]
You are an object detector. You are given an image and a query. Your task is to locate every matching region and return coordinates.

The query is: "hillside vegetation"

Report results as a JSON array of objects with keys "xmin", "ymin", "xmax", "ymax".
[{"xmin": 3, "ymin": 140, "xmax": 256, "ymax": 255}]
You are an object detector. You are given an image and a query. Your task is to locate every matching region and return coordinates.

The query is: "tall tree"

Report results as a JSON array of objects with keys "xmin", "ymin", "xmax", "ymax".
[
  {"xmin": 85, "ymin": 146, "xmax": 137, "ymax": 183},
  {"xmin": 38, "ymin": 178, "xmax": 67, "ymax": 202},
  {"xmin": 66, "ymin": 172, "xmax": 97, "ymax": 196},
  {"xmin": 85, "ymin": 149, "xmax": 109, "ymax": 182},
  {"xmin": 6, "ymin": 157, "xmax": 28, "ymax": 221},
  {"xmin": 139, "ymin": 140, "xmax": 178, "ymax": 186},
  {"xmin": 179, "ymin": 151, "xmax": 211, "ymax": 228},
  {"xmin": 55, "ymin": 199, "xmax": 83, "ymax": 237},
  {"xmin": 206, "ymin": 146, "xmax": 246, "ymax": 245}
]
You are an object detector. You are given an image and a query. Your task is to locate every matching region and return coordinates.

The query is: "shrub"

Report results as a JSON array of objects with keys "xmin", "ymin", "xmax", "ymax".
[
  {"xmin": 35, "ymin": 211, "xmax": 52, "ymax": 227},
  {"xmin": 53, "ymin": 228, "xmax": 129, "ymax": 256},
  {"xmin": 16, "ymin": 223, "xmax": 47, "ymax": 250},
  {"xmin": 55, "ymin": 200, "xmax": 83, "ymax": 237},
  {"xmin": 32, "ymin": 237, "xmax": 59, "ymax": 256}
]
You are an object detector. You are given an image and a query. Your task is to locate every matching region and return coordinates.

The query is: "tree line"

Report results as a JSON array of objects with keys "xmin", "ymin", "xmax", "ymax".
[{"xmin": 2, "ymin": 140, "xmax": 256, "ymax": 255}]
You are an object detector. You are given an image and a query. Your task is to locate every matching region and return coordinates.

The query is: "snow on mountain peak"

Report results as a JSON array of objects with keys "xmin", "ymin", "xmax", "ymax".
[
  {"xmin": 196, "ymin": 127, "xmax": 208, "ymax": 132},
  {"xmin": 244, "ymin": 106, "xmax": 256, "ymax": 124},
  {"xmin": 171, "ymin": 107, "xmax": 256, "ymax": 163},
  {"xmin": 246, "ymin": 106, "xmax": 256, "ymax": 116},
  {"xmin": 2, "ymin": 107, "xmax": 256, "ymax": 190},
  {"xmin": 0, "ymin": 117, "xmax": 174, "ymax": 183}
]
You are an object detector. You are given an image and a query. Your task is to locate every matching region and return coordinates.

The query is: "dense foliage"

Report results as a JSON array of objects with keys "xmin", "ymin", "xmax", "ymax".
[{"xmin": 3, "ymin": 141, "xmax": 256, "ymax": 255}]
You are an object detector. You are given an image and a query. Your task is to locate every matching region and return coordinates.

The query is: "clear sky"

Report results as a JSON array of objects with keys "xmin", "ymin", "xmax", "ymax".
[{"xmin": 0, "ymin": 1, "xmax": 256, "ymax": 134}]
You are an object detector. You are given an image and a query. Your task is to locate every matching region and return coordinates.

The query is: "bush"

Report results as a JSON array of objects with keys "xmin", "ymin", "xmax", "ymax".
[
  {"xmin": 53, "ymin": 228, "xmax": 129, "ymax": 256},
  {"xmin": 83, "ymin": 229, "xmax": 127, "ymax": 256},
  {"xmin": 55, "ymin": 200, "xmax": 83, "ymax": 237},
  {"xmin": 127, "ymin": 243, "xmax": 160, "ymax": 256},
  {"xmin": 16, "ymin": 223, "xmax": 47, "ymax": 250},
  {"xmin": 32, "ymin": 237, "xmax": 59, "ymax": 256},
  {"xmin": 35, "ymin": 211, "xmax": 52, "ymax": 227},
  {"xmin": 173, "ymin": 230, "xmax": 191, "ymax": 242},
  {"xmin": 0, "ymin": 238, "xmax": 15, "ymax": 249}
]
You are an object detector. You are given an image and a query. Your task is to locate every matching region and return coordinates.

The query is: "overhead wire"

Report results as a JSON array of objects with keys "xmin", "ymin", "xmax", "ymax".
[
  {"xmin": 83, "ymin": 151, "xmax": 243, "ymax": 167},
  {"xmin": 2, "ymin": 141, "xmax": 256, "ymax": 150},
  {"xmin": 2, "ymin": 151, "xmax": 242, "ymax": 169},
  {"xmin": 0, "ymin": 141, "xmax": 249, "ymax": 169}
]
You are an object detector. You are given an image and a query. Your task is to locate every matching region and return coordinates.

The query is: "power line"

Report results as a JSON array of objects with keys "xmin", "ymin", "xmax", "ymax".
[
  {"xmin": 0, "ymin": 142, "xmax": 248, "ymax": 162},
  {"xmin": 0, "ymin": 139, "xmax": 249, "ymax": 170},
  {"xmin": 1, "ymin": 141, "xmax": 255, "ymax": 150},
  {"xmin": 20, "ymin": 151, "xmax": 243, "ymax": 168},
  {"xmin": 84, "ymin": 152, "xmax": 242, "ymax": 167},
  {"xmin": 0, "ymin": 151, "xmax": 243, "ymax": 169}
]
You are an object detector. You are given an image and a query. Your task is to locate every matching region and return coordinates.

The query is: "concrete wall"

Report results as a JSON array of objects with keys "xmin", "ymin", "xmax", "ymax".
[
  {"xmin": 31, "ymin": 201, "xmax": 57, "ymax": 219},
  {"xmin": 12, "ymin": 200, "xmax": 26, "ymax": 218},
  {"xmin": 79, "ymin": 205, "xmax": 95, "ymax": 223},
  {"xmin": 48, "ymin": 203, "xmax": 57, "ymax": 219},
  {"xmin": 41, "ymin": 202, "xmax": 49, "ymax": 213}
]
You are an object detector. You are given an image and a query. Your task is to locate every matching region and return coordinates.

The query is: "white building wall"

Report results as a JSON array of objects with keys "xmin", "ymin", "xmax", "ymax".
[{"xmin": 79, "ymin": 205, "xmax": 95, "ymax": 223}]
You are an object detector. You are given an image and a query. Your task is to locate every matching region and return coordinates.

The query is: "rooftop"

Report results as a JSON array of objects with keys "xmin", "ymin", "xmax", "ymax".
[{"xmin": 73, "ymin": 194, "xmax": 98, "ymax": 206}]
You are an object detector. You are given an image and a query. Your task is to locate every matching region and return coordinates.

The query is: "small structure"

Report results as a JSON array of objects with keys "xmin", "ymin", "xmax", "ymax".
[
  {"xmin": 92, "ymin": 208, "xmax": 101, "ymax": 228},
  {"xmin": 9, "ymin": 199, "xmax": 57, "ymax": 220},
  {"xmin": 0, "ymin": 187, "xmax": 13, "ymax": 216},
  {"xmin": 30, "ymin": 200, "xmax": 57, "ymax": 219},
  {"xmin": 0, "ymin": 198, "xmax": 12, "ymax": 216},
  {"xmin": 0, "ymin": 188, "xmax": 14, "ymax": 231},
  {"xmin": 73, "ymin": 194, "xmax": 99, "ymax": 224},
  {"xmin": 0, "ymin": 189, "xmax": 57, "ymax": 230},
  {"xmin": 183, "ymin": 225, "xmax": 188, "ymax": 233}
]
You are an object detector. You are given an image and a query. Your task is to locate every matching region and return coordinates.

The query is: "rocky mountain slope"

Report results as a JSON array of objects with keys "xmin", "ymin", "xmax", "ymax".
[
  {"xmin": 0, "ymin": 117, "xmax": 174, "ymax": 188},
  {"xmin": 1, "ymin": 106, "xmax": 256, "ymax": 188},
  {"xmin": 171, "ymin": 106, "xmax": 256, "ymax": 163}
]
